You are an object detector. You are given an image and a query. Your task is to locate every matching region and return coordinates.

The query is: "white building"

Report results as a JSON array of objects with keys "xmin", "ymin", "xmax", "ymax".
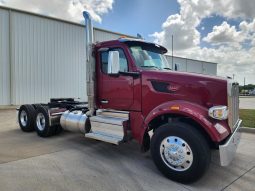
[
  {"xmin": 0, "ymin": 6, "xmax": 217, "ymax": 106},
  {"xmin": 165, "ymin": 56, "xmax": 217, "ymax": 75},
  {"xmin": 249, "ymin": 89, "xmax": 255, "ymax": 95}
]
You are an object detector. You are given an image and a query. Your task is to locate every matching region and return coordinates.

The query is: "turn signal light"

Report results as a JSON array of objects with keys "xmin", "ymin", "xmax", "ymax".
[{"xmin": 208, "ymin": 106, "xmax": 228, "ymax": 120}]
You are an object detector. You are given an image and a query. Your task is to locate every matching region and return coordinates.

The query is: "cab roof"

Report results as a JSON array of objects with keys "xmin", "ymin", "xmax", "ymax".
[{"xmin": 96, "ymin": 38, "xmax": 168, "ymax": 54}]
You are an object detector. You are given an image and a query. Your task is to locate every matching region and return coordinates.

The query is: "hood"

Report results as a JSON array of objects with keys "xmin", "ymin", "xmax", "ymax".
[{"xmin": 141, "ymin": 70, "xmax": 228, "ymax": 108}]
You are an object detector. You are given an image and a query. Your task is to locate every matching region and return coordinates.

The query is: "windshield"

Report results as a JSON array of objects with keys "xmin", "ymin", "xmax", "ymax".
[{"xmin": 129, "ymin": 46, "xmax": 171, "ymax": 70}]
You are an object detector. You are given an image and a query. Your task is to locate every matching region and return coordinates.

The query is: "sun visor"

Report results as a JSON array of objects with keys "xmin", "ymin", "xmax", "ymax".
[{"xmin": 120, "ymin": 38, "xmax": 168, "ymax": 54}]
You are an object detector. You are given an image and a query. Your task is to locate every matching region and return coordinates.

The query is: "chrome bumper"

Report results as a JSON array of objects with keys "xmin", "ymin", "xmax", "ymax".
[{"xmin": 219, "ymin": 119, "xmax": 242, "ymax": 166}]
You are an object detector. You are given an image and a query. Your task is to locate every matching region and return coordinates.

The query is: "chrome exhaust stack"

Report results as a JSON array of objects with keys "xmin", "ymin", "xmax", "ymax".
[{"xmin": 83, "ymin": 11, "xmax": 96, "ymax": 116}]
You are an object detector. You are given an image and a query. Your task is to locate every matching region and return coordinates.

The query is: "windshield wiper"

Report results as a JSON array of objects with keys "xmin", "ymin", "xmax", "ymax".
[
  {"xmin": 140, "ymin": 66, "xmax": 160, "ymax": 70},
  {"xmin": 163, "ymin": 67, "xmax": 172, "ymax": 70}
]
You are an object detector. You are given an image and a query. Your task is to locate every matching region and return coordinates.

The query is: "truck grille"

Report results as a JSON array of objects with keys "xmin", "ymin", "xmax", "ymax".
[{"xmin": 227, "ymin": 82, "xmax": 239, "ymax": 132}]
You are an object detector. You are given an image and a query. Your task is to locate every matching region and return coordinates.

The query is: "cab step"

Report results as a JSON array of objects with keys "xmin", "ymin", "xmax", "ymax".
[
  {"xmin": 85, "ymin": 110, "xmax": 129, "ymax": 145},
  {"xmin": 85, "ymin": 131, "xmax": 123, "ymax": 145}
]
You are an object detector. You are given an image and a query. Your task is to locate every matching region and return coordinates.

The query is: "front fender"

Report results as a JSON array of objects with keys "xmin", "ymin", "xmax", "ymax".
[{"xmin": 143, "ymin": 100, "xmax": 230, "ymax": 142}]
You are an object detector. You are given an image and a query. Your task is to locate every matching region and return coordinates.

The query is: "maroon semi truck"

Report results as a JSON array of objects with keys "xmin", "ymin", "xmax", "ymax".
[{"xmin": 17, "ymin": 11, "xmax": 242, "ymax": 183}]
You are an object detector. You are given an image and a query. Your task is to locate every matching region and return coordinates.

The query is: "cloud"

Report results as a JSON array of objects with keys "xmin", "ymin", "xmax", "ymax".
[
  {"xmin": 239, "ymin": 19, "xmax": 255, "ymax": 33},
  {"xmin": 152, "ymin": 0, "xmax": 255, "ymax": 50},
  {"xmin": 151, "ymin": 0, "xmax": 255, "ymax": 84},
  {"xmin": 229, "ymin": 0, "xmax": 255, "ymax": 19},
  {"xmin": 0, "ymin": 0, "xmax": 114, "ymax": 22},
  {"xmin": 151, "ymin": 14, "xmax": 200, "ymax": 50},
  {"xmin": 178, "ymin": 0, "xmax": 255, "ymax": 21},
  {"xmin": 203, "ymin": 21, "xmax": 243, "ymax": 45},
  {"xmin": 68, "ymin": 0, "xmax": 113, "ymax": 23},
  {"xmin": 203, "ymin": 20, "xmax": 255, "ymax": 46}
]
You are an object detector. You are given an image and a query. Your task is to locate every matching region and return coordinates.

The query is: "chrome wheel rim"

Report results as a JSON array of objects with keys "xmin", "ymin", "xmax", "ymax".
[
  {"xmin": 160, "ymin": 136, "xmax": 193, "ymax": 171},
  {"xmin": 36, "ymin": 113, "xmax": 46, "ymax": 131},
  {"xmin": 20, "ymin": 110, "xmax": 28, "ymax": 126}
]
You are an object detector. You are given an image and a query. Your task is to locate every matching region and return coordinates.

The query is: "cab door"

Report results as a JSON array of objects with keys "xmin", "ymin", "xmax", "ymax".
[{"xmin": 97, "ymin": 47, "xmax": 134, "ymax": 110}]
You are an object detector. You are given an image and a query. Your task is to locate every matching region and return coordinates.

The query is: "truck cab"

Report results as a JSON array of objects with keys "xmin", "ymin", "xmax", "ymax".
[{"xmin": 17, "ymin": 12, "xmax": 242, "ymax": 183}]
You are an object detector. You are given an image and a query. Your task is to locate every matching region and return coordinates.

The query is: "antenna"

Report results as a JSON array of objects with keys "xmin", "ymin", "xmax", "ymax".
[
  {"xmin": 137, "ymin": 33, "xmax": 143, "ymax": 39},
  {"xmin": 172, "ymin": 35, "xmax": 174, "ymax": 70}
]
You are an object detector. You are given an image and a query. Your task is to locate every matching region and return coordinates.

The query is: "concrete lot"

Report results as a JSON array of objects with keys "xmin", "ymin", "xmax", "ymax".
[
  {"xmin": 240, "ymin": 97, "xmax": 255, "ymax": 109},
  {"xmin": 0, "ymin": 109, "xmax": 254, "ymax": 191}
]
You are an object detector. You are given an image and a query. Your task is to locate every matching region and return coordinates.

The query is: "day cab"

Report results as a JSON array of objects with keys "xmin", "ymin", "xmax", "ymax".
[{"xmin": 93, "ymin": 38, "xmax": 242, "ymax": 182}]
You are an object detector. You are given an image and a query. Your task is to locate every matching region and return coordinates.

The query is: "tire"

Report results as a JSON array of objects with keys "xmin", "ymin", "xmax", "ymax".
[
  {"xmin": 32, "ymin": 104, "xmax": 41, "ymax": 110},
  {"xmin": 34, "ymin": 106, "xmax": 54, "ymax": 137},
  {"xmin": 150, "ymin": 122, "xmax": 211, "ymax": 183},
  {"xmin": 18, "ymin": 105, "xmax": 36, "ymax": 132}
]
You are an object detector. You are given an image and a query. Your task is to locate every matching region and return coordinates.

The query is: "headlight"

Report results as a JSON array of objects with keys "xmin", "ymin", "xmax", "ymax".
[{"xmin": 208, "ymin": 106, "xmax": 228, "ymax": 120}]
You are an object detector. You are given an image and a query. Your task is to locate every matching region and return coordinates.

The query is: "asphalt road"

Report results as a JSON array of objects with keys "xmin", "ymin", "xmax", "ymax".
[
  {"xmin": 0, "ymin": 109, "xmax": 255, "ymax": 191},
  {"xmin": 240, "ymin": 97, "xmax": 255, "ymax": 109}
]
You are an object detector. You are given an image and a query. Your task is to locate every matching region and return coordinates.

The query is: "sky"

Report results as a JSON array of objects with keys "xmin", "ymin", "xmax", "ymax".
[{"xmin": 0, "ymin": 0, "xmax": 254, "ymax": 85}]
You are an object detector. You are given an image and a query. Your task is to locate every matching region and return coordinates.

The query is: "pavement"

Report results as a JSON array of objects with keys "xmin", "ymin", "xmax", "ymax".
[
  {"xmin": 0, "ymin": 109, "xmax": 255, "ymax": 191},
  {"xmin": 240, "ymin": 97, "xmax": 255, "ymax": 109}
]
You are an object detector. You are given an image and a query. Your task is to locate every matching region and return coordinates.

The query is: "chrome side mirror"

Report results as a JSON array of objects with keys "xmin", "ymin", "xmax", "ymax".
[{"xmin": 108, "ymin": 51, "xmax": 120, "ymax": 74}]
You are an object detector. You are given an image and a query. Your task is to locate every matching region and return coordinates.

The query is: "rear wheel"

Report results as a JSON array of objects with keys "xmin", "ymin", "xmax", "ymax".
[
  {"xmin": 150, "ymin": 122, "xmax": 211, "ymax": 183},
  {"xmin": 32, "ymin": 104, "xmax": 42, "ymax": 110},
  {"xmin": 35, "ymin": 106, "xmax": 54, "ymax": 137},
  {"xmin": 18, "ymin": 105, "xmax": 36, "ymax": 132}
]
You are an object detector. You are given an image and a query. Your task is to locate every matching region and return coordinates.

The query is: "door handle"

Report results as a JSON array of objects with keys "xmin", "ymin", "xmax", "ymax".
[{"xmin": 101, "ymin": 100, "xmax": 109, "ymax": 104}]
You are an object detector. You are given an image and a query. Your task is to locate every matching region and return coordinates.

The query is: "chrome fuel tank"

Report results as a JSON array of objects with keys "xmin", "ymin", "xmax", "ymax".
[{"xmin": 60, "ymin": 110, "xmax": 88, "ymax": 134}]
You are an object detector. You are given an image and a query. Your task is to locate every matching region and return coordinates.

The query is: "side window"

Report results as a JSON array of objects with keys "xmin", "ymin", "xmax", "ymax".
[
  {"xmin": 118, "ymin": 49, "xmax": 128, "ymax": 72},
  {"xmin": 100, "ymin": 48, "xmax": 128, "ymax": 74},
  {"xmin": 101, "ymin": 51, "xmax": 108, "ymax": 73}
]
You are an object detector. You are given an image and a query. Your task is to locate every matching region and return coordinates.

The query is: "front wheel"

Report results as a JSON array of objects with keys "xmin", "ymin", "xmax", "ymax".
[{"xmin": 150, "ymin": 122, "xmax": 211, "ymax": 183}]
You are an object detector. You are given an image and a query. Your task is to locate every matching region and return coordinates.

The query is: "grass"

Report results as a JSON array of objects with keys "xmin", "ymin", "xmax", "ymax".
[{"xmin": 239, "ymin": 109, "xmax": 255, "ymax": 128}]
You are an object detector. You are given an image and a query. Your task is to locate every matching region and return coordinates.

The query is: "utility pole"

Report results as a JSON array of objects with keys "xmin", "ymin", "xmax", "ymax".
[
  {"xmin": 172, "ymin": 35, "xmax": 174, "ymax": 70},
  {"xmin": 244, "ymin": 77, "xmax": 246, "ymax": 95}
]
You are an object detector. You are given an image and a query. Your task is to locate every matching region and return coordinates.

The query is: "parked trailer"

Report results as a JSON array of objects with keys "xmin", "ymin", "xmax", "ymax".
[{"xmin": 17, "ymin": 11, "xmax": 242, "ymax": 183}]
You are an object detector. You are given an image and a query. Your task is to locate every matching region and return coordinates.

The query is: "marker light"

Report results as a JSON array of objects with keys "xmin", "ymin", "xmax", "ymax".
[
  {"xmin": 170, "ymin": 106, "xmax": 180, "ymax": 110},
  {"xmin": 208, "ymin": 106, "xmax": 228, "ymax": 120}
]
